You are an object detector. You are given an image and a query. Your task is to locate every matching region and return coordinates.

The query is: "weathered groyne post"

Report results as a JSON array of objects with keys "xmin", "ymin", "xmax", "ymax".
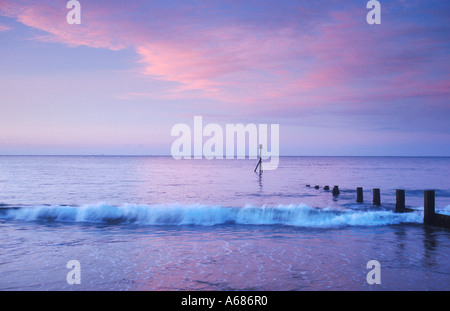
[
  {"xmin": 356, "ymin": 187, "xmax": 363, "ymax": 203},
  {"xmin": 424, "ymin": 190, "xmax": 435, "ymax": 224},
  {"xmin": 395, "ymin": 189, "xmax": 405, "ymax": 213},
  {"xmin": 424, "ymin": 190, "xmax": 450, "ymax": 228},
  {"xmin": 373, "ymin": 188, "xmax": 381, "ymax": 206},
  {"xmin": 332, "ymin": 185, "xmax": 340, "ymax": 196}
]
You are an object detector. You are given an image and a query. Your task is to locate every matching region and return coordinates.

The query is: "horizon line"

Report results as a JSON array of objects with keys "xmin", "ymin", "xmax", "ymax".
[{"xmin": 0, "ymin": 154, "xmax": 449, "ymax": 158}]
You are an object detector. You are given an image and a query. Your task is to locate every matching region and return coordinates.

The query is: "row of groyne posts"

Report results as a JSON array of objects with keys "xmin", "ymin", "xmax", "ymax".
[{"xmin": 306, "ymin": 185, "xmax": 450, "ymax": 229}]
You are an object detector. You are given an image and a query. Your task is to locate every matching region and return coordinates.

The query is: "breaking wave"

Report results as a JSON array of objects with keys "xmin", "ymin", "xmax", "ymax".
[{"xmin": 0, "ymin": 203, "xmax": 424, "ymax": 228}]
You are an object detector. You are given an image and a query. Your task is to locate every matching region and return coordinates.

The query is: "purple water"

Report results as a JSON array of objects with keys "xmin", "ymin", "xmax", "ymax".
[{"xmin": 0, "ymin": 156, "xmax": 449, "ymax": 290}]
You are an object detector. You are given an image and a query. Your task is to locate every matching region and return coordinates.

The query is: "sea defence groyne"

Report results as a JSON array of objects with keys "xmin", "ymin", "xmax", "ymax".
[{"xmin": 307, "ymin": 185, "xmax": 450, "ymax": 229}]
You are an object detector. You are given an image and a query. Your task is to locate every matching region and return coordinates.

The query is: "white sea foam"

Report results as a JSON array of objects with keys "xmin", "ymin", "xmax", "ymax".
[
  {"xmin": 1, "ymin": 203, "xmax": 424, "ymax": 228},
  {"xmin": 439, "ymin": 205, "xmax": 450, "ymax": 216}
]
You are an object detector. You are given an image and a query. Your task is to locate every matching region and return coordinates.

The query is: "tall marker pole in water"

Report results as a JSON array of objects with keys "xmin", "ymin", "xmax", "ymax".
[{"xmin": 254, "ymin": 144, "xmax": 263, "ymax": 175}]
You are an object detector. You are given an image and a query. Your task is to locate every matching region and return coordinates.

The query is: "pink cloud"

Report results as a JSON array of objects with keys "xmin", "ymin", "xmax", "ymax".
[
  {"xmin": 1, "ymin": 1, "xmax": 312, "ymax": 103},
  {"xmin": 0, "ymin": 1, "xmax": 131, "ymax": 49},
  {"xmin": 1, "ymin": 0, "xmax": 448, "ymax": 121}
]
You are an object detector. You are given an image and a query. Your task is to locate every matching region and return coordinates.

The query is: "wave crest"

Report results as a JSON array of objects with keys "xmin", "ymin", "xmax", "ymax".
[{"xmin": 0, "ymin": 203, "xmax": 423, "ymax": 228}]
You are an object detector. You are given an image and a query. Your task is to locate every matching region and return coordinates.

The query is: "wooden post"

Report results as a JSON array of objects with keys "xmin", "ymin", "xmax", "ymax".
[
  {"xmin": 424, "ymin": 190, "xmax": 435, "ymax": 224},
  {"xmin": 395, "ymin": 189, "xmax": 405, "ymax": 213},
  {"xmin": 356, "ymin": 187, "xmax": 363, "ymax": 203},
  {"xmin": 423, "ymin": 190, "xmax": 450, "ymax": 228},
  {"xmin": 373, "ymin": 188, "xmax": 381, "ymax": 206},
  {"xmin": 332, "ymin": 185, "xmax": 340, "ymax": 196}
]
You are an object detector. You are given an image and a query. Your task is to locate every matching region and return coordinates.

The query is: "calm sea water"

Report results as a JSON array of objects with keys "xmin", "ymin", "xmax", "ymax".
[{"xmin": 0, "ymin": 156, "xmax": 449, "ymax": 290}]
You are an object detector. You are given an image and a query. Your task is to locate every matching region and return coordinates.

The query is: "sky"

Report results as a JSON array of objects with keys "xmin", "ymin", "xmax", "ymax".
[{"xmin": 0, "ymin": 0, "xmax": 449, "ymax": 156}]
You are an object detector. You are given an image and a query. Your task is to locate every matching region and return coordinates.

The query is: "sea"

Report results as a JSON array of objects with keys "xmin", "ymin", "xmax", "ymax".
[{"xmin": 0, "ymin": 156, "xmax": 449, "ymax": 291}]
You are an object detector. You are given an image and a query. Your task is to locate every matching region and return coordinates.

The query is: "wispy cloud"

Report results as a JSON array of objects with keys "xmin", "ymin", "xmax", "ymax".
[
  {"xmin": 0, "ymin": 22, "xmax": 12, "ymax": 31},
  {"xmin": 2, "ymin": 1, "xmax": 448, "ymax": 106}
]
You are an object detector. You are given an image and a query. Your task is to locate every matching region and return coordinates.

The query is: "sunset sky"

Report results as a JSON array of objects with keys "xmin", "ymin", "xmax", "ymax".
[{"xmin": 0, "ymin": 0, "xmax": 449, "ymax": 156}]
